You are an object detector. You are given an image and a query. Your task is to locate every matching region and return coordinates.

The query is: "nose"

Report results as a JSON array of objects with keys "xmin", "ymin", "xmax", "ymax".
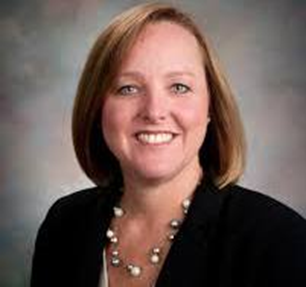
[{"xmin": 139, "ymin": 87, "xmax": 168, "ymax": 123}]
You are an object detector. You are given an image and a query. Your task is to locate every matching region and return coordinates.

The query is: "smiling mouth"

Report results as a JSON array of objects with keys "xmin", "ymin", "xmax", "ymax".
[{"xmin": 135, "ymin": 132, "xmax": 176, "ymax": 145}]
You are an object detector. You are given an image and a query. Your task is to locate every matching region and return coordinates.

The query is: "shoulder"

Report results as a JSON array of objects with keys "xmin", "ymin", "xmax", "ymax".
[
  {"xmin": 219, "ymin": 185, "xmax": 306, "ymax": 268},
  {"xmin": 31, "ymin": 186, "xmax": 116, "ymax": 286},
  {"xmin": 44, "ymin": 186, "xmax": 105, "ymax": 223},
  {"xmin": 33, "ymin": 185, "xmax": 117, "ymax": 256},
  {"xmin": 37, "ymin": 185, "xmax": 117, "ymax": 239},
  {"xmin": 222, "ymin": 184, "xmax": 306, "ymax": 233},
  {"xmin": 213, "ymin": 185, "xmax": 306, "ymax": 285}
]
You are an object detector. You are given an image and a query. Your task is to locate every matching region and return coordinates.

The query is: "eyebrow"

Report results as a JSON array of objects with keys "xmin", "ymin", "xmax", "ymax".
[
  {"xmin": 165, "ymin": 71, "xmax": 196, "ymax": 78},
  {"xmin": 117, "ymin": 70, "xmax": 196, "ymax": 80},
  {"xmin": 117, "ymin": 71, "xmax": 144, "ymax": 81}
]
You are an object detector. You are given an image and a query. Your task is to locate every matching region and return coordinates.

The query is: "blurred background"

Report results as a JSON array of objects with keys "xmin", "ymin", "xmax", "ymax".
[{"xmin": 1, "ymin": 0, "xmax": 306, "ymax": 286}]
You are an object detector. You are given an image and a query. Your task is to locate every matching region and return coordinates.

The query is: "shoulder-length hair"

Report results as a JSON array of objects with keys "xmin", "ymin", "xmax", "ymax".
[{"xmin": 72, "ymin": 2, "xmax": 246, "ymax": 189}]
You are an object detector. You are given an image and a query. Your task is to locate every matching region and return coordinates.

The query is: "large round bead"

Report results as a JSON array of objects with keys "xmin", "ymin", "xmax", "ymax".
[
  {"xmin": 114, "ymin": 206, "xmax": 124, "ymax": 217},
  {"xmin": 127, "ymin": 265, "xmax": 142, "ymax": 277},
  {"xmin": 150, "ymin": 254, "xmax": 160, "ymax": 264},
  {"xmin": 106, "ymin": 229, "xmax": 114, "ymax": 239},
  {"xmin": 170, "ymin": 219, "xmax": 181, "ymax": 229}
]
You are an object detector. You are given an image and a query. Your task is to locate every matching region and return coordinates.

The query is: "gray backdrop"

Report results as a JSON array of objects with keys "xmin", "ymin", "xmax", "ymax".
[{"xmin": 1, "ymin": 0, "xmax": 306, "ymax": 286}]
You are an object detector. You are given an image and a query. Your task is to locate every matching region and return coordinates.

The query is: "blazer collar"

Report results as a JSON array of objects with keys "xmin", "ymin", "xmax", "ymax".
[{"xmin": 185, "ymin": 177, "xmax": 228, "ymax": 235}]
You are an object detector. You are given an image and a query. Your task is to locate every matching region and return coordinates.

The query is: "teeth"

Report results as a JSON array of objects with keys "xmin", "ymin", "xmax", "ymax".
[{"xmin": 137, "ymin": 133, "xmax": 174, "ymax": 144}]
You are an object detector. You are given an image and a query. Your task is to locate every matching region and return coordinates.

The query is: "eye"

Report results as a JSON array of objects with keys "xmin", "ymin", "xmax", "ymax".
[
  {"xmin": 116, "ymin": 85, "xmax": 139, "ymax": 96},
  {"xmin": 171, "ymin": 83, "xmax": 191, "ymax": 95}
]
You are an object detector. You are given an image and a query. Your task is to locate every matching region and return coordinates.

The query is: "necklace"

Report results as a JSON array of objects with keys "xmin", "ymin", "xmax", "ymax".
[{"xmin": 106, "ymin": 197, "xmax": 191, "ymax": 278}]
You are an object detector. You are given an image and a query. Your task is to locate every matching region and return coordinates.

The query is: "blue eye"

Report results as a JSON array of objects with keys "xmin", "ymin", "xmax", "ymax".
[
  {"xmin": 171, "ymin": 83, "xmax": 191, "ymax": 94},
  {"xmin": 117, "ymin": 85, "xmax": 138, "ymax": 96}
]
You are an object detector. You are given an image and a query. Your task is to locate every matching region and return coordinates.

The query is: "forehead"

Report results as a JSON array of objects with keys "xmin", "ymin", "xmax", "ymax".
[
  {"xmin": 135, "ymin": 21, "xmax": 198, "ymax": 46},
  {"xmin": 118, "ymin": 21, "xmax": 204, "ymax": 73}
]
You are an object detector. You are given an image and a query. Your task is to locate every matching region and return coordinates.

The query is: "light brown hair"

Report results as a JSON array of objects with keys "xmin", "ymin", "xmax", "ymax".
[{"xmin": 72, "ymin": 2, "xmax": 246, "ymax": 188}]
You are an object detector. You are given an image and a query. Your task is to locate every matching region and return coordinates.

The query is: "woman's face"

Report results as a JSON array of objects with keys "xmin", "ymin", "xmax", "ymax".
[{"xmin": 102, "ymin": 22, "xmax": 210, "ymax": 184}]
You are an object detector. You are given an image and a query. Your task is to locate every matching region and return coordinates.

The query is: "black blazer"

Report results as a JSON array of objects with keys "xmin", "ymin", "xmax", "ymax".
[{"xmin": 31, "ymin": 180, "xmax": 306, "ymax": 286}]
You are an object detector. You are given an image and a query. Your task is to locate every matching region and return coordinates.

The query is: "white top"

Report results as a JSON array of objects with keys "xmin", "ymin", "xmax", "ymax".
[{"xmin": 99, "ymin": 249, "xmax": 109, "ymax": 287}]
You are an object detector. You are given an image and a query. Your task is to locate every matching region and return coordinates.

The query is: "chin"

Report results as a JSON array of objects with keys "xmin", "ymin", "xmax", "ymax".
[
  {"xmin": 122, "ymin": 160, "xmax": 176, "ymax": 182},
  {"xmin": 134, "ymin": 162, "xmax": 188, "ymax": 184}
]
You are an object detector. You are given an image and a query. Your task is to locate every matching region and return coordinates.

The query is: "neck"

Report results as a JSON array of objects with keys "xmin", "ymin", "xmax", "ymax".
[{"xmin": 120, "ymin": 162, "xmax": 203, "ymax": 225}]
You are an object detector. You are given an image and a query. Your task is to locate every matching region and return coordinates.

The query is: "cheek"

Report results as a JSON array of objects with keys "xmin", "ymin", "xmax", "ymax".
[
  {"xmin": 179, "ymin": 97, "xmax": 209, "ymax": 129},
  {"xmin": 101, "ymin": 99, "xmax": 124, "ymax": 145},
  {"xmin": 101, "ymin": 100, "xmax": 129, "ymax": 161},
  {"xmin": 102, "ymin": 104, "xmax": 116, "ymax": 134},
  {"xmin": 177, "ymin": 97, "xmax": 209, "ymax": 154},
  {"xmin": 101, "ymin": 98, "xmax": 137, "ymax": 144}
]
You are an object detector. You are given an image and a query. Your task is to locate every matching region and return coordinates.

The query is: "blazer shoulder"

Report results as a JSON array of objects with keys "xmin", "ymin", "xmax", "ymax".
[
  {"xmin": 222, "ymin": 184, "xmax": 306, "ymax": 235},
  {"xmin": 31, "ymin": 186, "xmax": 115, "ymax": 287},
  {"xmin": 214, "ymin": 186, "xmax": 306, "ymax": 286},
  {"xmin": 40, "ymin": 185, "xmax": 116, "ymax": 233},
  {"xmin": 46, "ymin": 186, "xmax": 102, "ymax": 218}
]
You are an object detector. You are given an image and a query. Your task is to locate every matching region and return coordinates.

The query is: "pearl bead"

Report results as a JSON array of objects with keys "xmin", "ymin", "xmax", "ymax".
[
  {"xmin": 168, "ymin": 234, "xmax": 175, "ymax": 241},
  {"xmin": 106, "ymin": 229, "xmax": 114, "ymax": 239},
  {"xmin": 182, "ymin": 199, "xmax": 191, "ymax": 211},
  {"xmin": 112, "ymin": 250, "xmax": 119, "ymax": 256},
  {"xmin": 150, "ymin": 254, "xmax": 160, "ymax": 264},
  {"xmin": 114, "ymin": 206, "xmax": 124, "ymax": 217},
  {"xmin": 110, "ymin": 236, "xmax": 118, "ymax": 243},
  {"xmin": 127, "ymin": 265, "xmax": 142, "ymax": 277},
  {"xmin": 152, "ymin": 247, "xmax": 161, "ymax": 254},
  {"xmin": 111, "ymin": 257, "xmax": 120, "ymax": 267},
  {"xmin": 170, "ymin": 219, "xmax": 181, "ymax": 229}
]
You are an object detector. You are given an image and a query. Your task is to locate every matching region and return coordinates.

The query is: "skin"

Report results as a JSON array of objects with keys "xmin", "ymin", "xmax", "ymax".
[
  {"xmin": 102, "ymin": 22, "xmax": 210, "ymax": 189},
  {"xmin": 101, "ymin": 21, "xmax": 210, "ymax": 286}
]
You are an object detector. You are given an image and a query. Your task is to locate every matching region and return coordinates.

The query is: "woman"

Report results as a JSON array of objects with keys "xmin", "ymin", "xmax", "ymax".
[{"xmin": 31, "ymin": 3, "xmax": 306, "ymax": 287}]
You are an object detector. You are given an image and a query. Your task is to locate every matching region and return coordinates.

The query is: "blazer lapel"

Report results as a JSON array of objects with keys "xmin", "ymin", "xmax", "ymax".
[
  {"xmin": 76, "ymin": 187, "xmax": 119, "ymax": 287},
  {"xmin": 155, "ymin": 179, "xmax": 227, "ymax": 286}
]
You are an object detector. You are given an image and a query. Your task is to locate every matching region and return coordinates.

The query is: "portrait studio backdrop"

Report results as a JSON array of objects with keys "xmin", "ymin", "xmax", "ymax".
[{"xmin": 1, "ymin": 0, "xmax": 306, "ymax": 286}]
